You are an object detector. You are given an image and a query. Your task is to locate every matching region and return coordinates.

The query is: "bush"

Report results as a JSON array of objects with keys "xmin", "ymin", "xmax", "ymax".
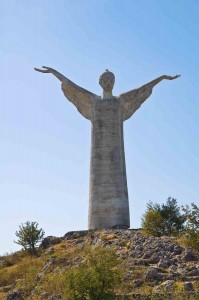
[
  {"xmin": 15, "ymin": 221, "xmax": 45, "ymax": 252},
  {"xmin": 64, "ymin": 246, "xmax": 123, "ymax": 300},
  {"xmin": 142, "ymin": 198, "xmax": 185, "ymax": 236}
]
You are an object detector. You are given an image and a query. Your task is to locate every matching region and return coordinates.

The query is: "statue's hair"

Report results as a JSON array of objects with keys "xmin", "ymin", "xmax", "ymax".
[{"xmin": 99, "ymin": 69, "xmax": 115, "ymax": 84}]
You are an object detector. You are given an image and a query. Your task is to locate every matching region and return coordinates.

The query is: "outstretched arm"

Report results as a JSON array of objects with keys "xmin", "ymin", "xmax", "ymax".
[
  {"xmin": 120, "ymin": 75, "xmax": 181, "ymax": 121},
  {"xmin": 34, "ymin": 66, "xmax": 97, "ymax": 120},
  {"xmin": 34, "ymin": 66, "xmax": 67, "ymax": 81},
  {"xmin": 144, "ymin": 75, "xmax": 180, "ymax": 89}
]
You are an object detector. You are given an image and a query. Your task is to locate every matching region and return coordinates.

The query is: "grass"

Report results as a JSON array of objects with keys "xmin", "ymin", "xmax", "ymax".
[{"xmin": 0, "ymin": 254, "xmax": 45, "ymax": 297}]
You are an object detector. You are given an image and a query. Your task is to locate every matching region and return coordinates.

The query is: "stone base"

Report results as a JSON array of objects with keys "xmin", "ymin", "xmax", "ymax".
[{"xmin": 112, "ymin": 224, "xmax": 130, "ymax": 229}]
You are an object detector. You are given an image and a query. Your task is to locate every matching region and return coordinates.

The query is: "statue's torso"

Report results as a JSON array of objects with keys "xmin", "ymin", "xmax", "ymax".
[
  {"xmin": 92, "ymin": 96, "xmax": 121, "ymax": 137},
  {"xmin": 91, "ymin": 97, "xmax": 123, "ymax": 185},
  {"xmin": 89, "ymin": 97, "xmax": 129, "ymax": 229}
]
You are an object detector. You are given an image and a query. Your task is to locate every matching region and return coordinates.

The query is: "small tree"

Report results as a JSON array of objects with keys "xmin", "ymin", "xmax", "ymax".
[
  {"xmin": 182, "ymin": 203, "xmax": 199, "ymax": 251},
  {"xmin": 142, "ymin": 198, "xmax": 185, "ymax": 236},
  {"xmin": 15, "ymin": 221, "xmax": 45, "ymax": 252},
  {"xmin": 161, "ymin": 198, "xmax": 185, "ymax": 235},
  {"xmin": 141, "ymin": 205, "xmax": 164, "ymax": 237}
]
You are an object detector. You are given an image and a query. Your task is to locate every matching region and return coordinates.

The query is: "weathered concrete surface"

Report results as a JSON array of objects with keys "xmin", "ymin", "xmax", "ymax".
[
  {"xmin": 89, "ymin": 97, "xmax": 129, "ymax": 229},
  {"xmin": 35, "ymin": 67, "xmax": 180, "ymax": 230}
]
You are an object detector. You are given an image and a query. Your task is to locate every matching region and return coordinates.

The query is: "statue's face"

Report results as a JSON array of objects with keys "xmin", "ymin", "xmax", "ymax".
[{"xmin": 99, "ymin": 72, "xmax": 115, "ymax": 92}]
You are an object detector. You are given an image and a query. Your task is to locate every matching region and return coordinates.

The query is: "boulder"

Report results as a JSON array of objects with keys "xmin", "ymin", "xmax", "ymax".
[
  {"xmin": 64, "ymin": 230, "xmax": 88, "ymax": 240},
  {"xmin": 144, "ymin": 267, "xmax": 163, "ymax": 282},
  {"xmin": 133, "ymin": 279, "xmax": 143, "ymax": 287},
  {"xmin": 183, "ymin": 282, "xmax": 194, "ymax": 291},
  {"xmin": 36, "ymin": 258, "xmax": 56, "ymax": 281},
  {"xmin": 7, "ymin": 290, "xmax": 23, "ymax": 300},
  {"xmin": 158, "ymin": 258, "xmax": 172, "ymax": 269},
  {"xmin": 153, "ymin": 280, "xmax": 175, "ymax": 293},
  {"xmin": 183, "ymin": 248, "xmax": 196, "ymax": 261},
  {"xmin": 173, "ymin": 245, "xmax": 183, "ymax": 255},
  {"xmin": 40, "ymin": 236, "xmax": 62, "ymax": 249},
  {"xmin": 49, "ymin": 294, "xmax": 62, "ymax": 299}
]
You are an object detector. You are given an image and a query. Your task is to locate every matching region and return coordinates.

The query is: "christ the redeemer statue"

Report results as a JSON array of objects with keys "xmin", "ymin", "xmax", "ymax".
[{"xmin": 35, "ymin": 66, "xmax": 180, "ymax": 229}]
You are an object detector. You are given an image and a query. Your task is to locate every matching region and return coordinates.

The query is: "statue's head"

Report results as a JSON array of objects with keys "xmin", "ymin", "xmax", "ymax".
[{"xmin": 99, "ymin": 69, "xmax": 115, "ymax": 92}]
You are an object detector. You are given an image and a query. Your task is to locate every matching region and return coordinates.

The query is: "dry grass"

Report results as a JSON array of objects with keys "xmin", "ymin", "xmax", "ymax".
[
  {"xmin": 0, "ymin": 264, "xmax": 21, "ymax": 287},
  {"xmin": 32, "ymin": 272, "xmax": 68, "ymax": 299},
  {"xmin": 0, "ymin": 250, "xmax": 29, "ymax": 268},
  {"xmin": 0, "ymin": 254, "xmax": 44, "ymax": 297},
  {"xmin": 100, "ymin": 233, "xmax": 118, "ymax": 241},
  {"xmin": 0, "ymin": 292, "xmax": 7, "ymax": 300}
]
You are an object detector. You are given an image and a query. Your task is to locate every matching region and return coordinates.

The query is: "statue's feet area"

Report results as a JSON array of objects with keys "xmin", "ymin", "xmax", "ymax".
[{"xmin": 112, "ymin": 224, "xmax": 130, "ymax": 229}]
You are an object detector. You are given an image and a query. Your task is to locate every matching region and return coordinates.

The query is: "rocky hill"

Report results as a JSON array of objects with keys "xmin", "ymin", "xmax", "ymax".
[{"xmin": 0, "ymin": 229, "xmax": 198, "ymax": 299}]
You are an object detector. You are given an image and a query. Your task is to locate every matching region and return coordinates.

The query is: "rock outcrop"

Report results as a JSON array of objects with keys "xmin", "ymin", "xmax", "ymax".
[{"xmin": 0, "ymin": 229, "xmax": 198, "ymax": 299}]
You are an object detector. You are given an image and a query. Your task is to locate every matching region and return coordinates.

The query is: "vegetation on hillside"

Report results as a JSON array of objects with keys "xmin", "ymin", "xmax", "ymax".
[
  {"xmin": 0, "ymin": 243, "xmax": 124, "ymax": 300},
  {"xmin": 141, "ymin": 198, "xmax": 199, "ymax": 251},
  {"xmin": 182, "ymin": 203, "xmax": 199, "ymax": 250},
  {"xmin": 0, "ymin": 229, "xmax": 198, "ymax": 299},
  {"xmin": 15, "ymin": 221, "xmax": 45, "ymax": 253}
]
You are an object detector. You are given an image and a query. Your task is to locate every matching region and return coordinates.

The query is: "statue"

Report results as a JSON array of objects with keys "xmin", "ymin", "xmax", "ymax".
[{"xmin": 35, "ymin": 66, "xmax": 180, "ymax": 229}]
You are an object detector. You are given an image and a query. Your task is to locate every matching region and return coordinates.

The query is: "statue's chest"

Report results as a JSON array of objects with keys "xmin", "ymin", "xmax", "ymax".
[{"xmin": 93, "ymin": 98, "xmax": 121, "ymax": 125}]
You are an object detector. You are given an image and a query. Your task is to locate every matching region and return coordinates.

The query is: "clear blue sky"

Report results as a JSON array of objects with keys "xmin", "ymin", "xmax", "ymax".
[{"xmin": 1, "ymin": 0, "xmax": 199, "ymax": 254}]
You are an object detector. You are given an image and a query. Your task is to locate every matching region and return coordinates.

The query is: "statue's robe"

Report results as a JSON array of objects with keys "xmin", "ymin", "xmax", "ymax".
[
  {"xmin": 90, "ymin": 97, "xmax": 129, "ymax": 229},
  {"xmin": 61, "ymin": 80, "xmax": 152, "ymax": 229}
]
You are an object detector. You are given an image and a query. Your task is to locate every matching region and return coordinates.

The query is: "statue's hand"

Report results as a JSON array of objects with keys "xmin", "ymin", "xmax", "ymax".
[
  {"xmin": 34, "ymin": 66, "xmax": 66, "ymax": 82},
  {"xmin": 34, "ymin": 66, "xmax": 55, "ymax": 73},
  {"xmin": 164, "ymin": 75, "xmax": 181, "ymax": 80}
]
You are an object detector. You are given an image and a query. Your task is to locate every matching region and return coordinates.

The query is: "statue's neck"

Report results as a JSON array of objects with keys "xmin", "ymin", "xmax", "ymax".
[{"xmin": 102, "ymin": 91, "xmax": 113, "ymax": 99}]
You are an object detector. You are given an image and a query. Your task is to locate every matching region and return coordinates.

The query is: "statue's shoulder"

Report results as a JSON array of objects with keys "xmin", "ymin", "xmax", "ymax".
[{"xmin": 94, "ymin": 95, "xmax": 102, "ymax": 101}]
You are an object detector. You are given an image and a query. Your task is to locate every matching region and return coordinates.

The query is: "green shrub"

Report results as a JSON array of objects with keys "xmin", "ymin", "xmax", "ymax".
[
  {"xmin": 64, "ymin": 246, "xmax": 123, "ymax": 300},
  {"xmin": 141, "ymin": 209, "xmax": 164, "ymax": 237},
  {"xmin": 142, "ymin": 198, "xmax": 185, "ymax": 236},
  {"xmin": 181, "ymin": 203, "xmax": 199, "ymax": 251}
]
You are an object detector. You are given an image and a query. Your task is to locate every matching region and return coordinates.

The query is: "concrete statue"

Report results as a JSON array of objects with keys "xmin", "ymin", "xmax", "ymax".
[{"xmin": 35, "ymin": 66, "xmax": 180, "ymax": 229}]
